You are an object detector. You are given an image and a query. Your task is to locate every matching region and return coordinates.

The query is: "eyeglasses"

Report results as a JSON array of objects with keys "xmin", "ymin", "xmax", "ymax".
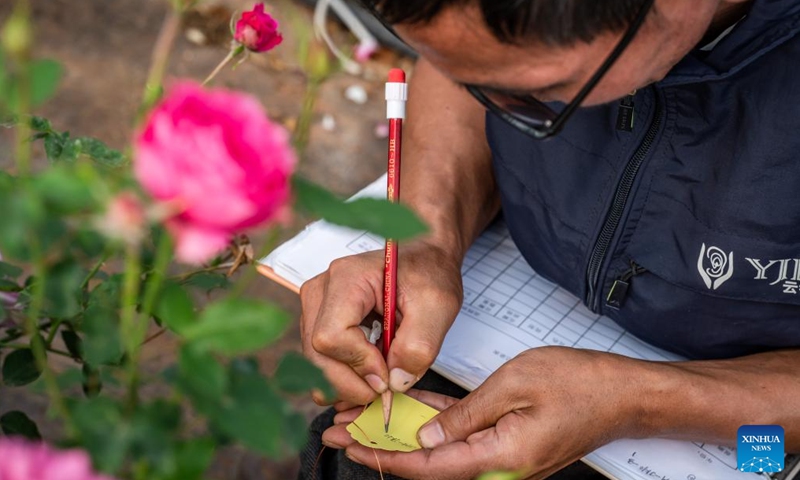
[{"xmin": 466, "ymin": 0, "xmax": 655, "ymax": 139}]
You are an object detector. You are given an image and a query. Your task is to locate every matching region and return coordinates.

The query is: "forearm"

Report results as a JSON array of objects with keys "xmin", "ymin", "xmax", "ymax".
[
  {"xmin": 402, "ymin": 58, "xmax": 499, "ymax": 262},
  {"xmin": 625, "ymin": 349, "xmax": 800, "ymax": 451}
]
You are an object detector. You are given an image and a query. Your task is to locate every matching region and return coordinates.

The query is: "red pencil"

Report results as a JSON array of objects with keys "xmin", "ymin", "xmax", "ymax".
[{"xmin": 382, "ymin": 68, "xmax": 407, "ymax": 433}]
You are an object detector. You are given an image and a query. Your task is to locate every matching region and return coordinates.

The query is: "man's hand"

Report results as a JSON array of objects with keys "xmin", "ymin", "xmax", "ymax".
[
  {"xmin": 300, "ymin": 240, "xmax": 464, "ymax": 405},
  {"xmin": 298, "ymin": 58, "xmax": 500, "ymax": 405},
  {"xmin": 321, "ymin": 347, "xmax": 645, "ymax": 480}
]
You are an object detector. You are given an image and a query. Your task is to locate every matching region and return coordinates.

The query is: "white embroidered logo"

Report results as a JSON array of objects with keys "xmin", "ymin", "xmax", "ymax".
[{"xmin": 698, "ymin": 243, "xmax": 734, "ymax": 290}]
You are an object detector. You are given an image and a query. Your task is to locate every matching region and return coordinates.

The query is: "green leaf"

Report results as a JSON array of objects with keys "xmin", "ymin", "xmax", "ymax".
[
  {"xmin": 0, "ymin": 261, "xmax": 23, "ymax": 279},
  {"xmin": 43, "ymin": 260, "xmax": 84, "ymax": 319},
  {"xmin": 70, "ymin": 397, "xmax": 129, "ymax": 473},
  {"xmin": 182, "ymin": 272, "xmax": 230, "ymax": 292},
  {"xmin": 0, "ymin": 189, "xmax": 46, "ymax": 261},
  {"xmin": 88, "ymin": 275, "xmax": 122, "ymax": 309},
  {"xmin": 43, "ymin": 130, "xmax": 69, "ymax": 161},
  {"xmin": 0, "ymin": 410, "xmax": 42, "ymax": 440},
  {"xmin": 182, "ymin": 298, "xmax": 290, "ymax": 356},
  {"xmin": 29, "ymin": 115, "xmax": 51, "ymax": 132},
  {"xmin": 81, "ymin": 363, "xmax": 102, "ymax": 398},
  {"xmin": 274, "ymin": 351, "xmax": 335, "ymax": 400},
  {"xmin": 293, "ymin": 176, "xmax": 428, "ymax": 240},
  {"xmin": 1, "ymin": 348, "xmax": 42, "ymax": 386},
  {"xmin": 230, "ymin": 356, "xmax": 259, "ymax": 375},
  {"xmin": 153, "ymin": 281, "xmax": 195, "ymax": 334},
  {"xmin": 61, "ymin": 329, "xmax": 82, "ymax": 360},
  {"xmin": 0, "ymin": 278, "xmax": 21, "ymax": 292},
  {"xmin": 175, "ymin": 345, "xmax": 226, "ymax": 415},
  {"xmin": 54, "ymin": 367, "xmax": 83, "ymax": 390},
  {"xmin": 73, "ymin": 137, "xmax": 126, "ymax": 168},
  {"xmin": 74, "ymin": 228, "xmax": 107, "ymax": 258},
  {"xmin": 166, "ymin": 438, "xmax": 215, "ymax": 480},
  {"xmin": 127, "ymin": 400, "xmax": 181, "ymax": 467},
  {"xmin": 33, "ymin": 165, "xmax": 96, "ymax": 213},
  {"xmin": 29, "ymin": 59, "xmax": 62, "ymax": 107},
  {"xmin": 209, "ymin": 367, "xmax": 285, "ymax": 456},
  {"xmin": 281, "ymin": 411, "xmax": 308, "ymax": 453},
  {"xmin": 80, "ymin": 303, "xmax": 123, "ymax": 366}
]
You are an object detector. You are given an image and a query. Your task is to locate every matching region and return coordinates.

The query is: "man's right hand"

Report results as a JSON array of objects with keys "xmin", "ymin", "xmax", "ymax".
[
  {"xmin": 299, "ymin": 240, "xmax": 464, "ymax": 405},
  {"xmin": 300, "ymin": 58, "xmax": 499, "ymax": 406}
]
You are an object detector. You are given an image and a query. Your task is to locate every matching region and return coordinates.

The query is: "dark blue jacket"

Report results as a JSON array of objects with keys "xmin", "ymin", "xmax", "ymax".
[{"xmin": 487, "ymin": 0, "xmax": 800, "ymax": 360}]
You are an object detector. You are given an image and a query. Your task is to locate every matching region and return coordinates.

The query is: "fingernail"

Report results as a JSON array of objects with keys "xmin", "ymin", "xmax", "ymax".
[
  {"xmin": 365, "ymin": 374, "xmax": 387, "ymax": 393},
  {"xmin": 311, "ymin": 390, "xmax": 327, "ymax": 405},
  {"xmin": 345, "ymin": 452, "xmax": 363, "ymax": 465},
  {"xmin": 417, "ymin": 421, "xmax": 445, "ymax": 449},
  {"xmin": 322, "ymin": 439, "xmax": 344, "ymax": 449},
  {"xmin": 389, "ymin": 368, "xmax": 416, "ymax": 392}
]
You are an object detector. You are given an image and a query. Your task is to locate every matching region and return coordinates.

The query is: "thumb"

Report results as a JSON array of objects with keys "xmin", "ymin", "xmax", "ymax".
[{"xmin": 416, "ymin": 382, "xmax": 507, "ymax": 449}]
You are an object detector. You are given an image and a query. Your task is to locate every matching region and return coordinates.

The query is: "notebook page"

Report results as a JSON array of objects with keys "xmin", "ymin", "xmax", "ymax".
[{"xmin": 260, "ymin": 175, "xmax": 766, "ymax": 480}]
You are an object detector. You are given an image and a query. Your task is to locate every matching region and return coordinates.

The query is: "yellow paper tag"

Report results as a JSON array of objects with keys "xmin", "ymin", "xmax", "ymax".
[{"xmin": 346, "ymin": 393, "xmax": 440, "ymax": 452}]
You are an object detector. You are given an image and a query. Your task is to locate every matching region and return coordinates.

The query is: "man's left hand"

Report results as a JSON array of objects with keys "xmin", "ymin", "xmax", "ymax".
[{"xmin": 322, "ymin": 346, "xmax": 652, "ymax": 480}]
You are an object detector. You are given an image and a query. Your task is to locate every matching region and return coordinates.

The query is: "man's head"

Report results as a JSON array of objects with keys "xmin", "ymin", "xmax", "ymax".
[{"xmin": 358, "ymin": 0, "xmax": 748, "ymax": 107}]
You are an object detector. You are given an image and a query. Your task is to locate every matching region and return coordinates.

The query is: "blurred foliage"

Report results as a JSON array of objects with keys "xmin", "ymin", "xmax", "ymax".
[{"xmin": 0, "ymin": 1, "xmax": 428, "ymax": 478}]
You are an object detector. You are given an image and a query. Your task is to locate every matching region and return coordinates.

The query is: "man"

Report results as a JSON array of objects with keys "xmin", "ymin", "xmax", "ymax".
[{"xmin": 298, "ymin": 0, "xmax": 800, "ymax": 478}]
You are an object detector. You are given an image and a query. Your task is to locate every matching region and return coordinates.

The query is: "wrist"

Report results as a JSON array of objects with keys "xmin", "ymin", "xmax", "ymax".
[{"xmin": 598, "ymin": 354, "xmax": 687, "ymax": 439}]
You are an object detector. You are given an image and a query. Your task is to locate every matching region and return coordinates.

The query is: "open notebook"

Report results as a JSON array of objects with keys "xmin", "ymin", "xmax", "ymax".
[{"xmin": 259, "ymin": 175, "xmax": 785, "ymax": 480}]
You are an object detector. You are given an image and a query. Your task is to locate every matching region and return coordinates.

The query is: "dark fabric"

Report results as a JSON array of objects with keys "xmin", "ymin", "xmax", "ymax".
[
  {"xmin": 486, "ymin": 0, "xmax": 800, "ymax": 360},
  {"xmin": 298, "ymin": 371, "xmax": 607, "ymax": 480}
]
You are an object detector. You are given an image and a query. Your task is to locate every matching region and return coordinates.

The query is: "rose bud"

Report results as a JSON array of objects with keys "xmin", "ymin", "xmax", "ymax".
[
  {"xmin": 96, "ymin": 192, "xmax": 147, "ymax": 246},
  {"xmin": 234, "ymin": 3, "xmax": 283, "ymax": 53}
]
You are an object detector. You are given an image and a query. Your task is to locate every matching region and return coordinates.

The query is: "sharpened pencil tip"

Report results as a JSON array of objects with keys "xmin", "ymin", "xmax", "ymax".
[{"xmin": 384, "ymin": 422, "xmax": 389, "ymax": 433}]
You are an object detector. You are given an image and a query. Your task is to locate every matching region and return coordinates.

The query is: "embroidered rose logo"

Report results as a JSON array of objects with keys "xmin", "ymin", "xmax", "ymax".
[{"xmin": 697, "ymin": 243, "xmax": 734, "ymax": 290}]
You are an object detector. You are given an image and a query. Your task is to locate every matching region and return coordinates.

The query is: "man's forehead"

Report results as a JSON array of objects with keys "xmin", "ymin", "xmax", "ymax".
[{"xmin": 394, "ymin": 10, "xmax": 584, "ymax": 92}]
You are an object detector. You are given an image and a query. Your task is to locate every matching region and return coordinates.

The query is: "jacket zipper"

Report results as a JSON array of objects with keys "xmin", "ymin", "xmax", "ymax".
[
  {"xmin": 605, "ymin": 261, "xmax": 647, "ymax": 310},
  {"xmin": 586, "ymin": 89, "xmax": 663, "ymax": 311}
]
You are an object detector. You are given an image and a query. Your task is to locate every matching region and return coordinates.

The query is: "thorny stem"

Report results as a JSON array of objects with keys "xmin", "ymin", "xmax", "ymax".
[
  {"xmin": 119, "ymin": 242, "xmax": 142, "ymax": 412},
  {"xmin": 44, "ymin": 318, "xmax": 63, "ymax": 346},
  {"xmin": 202, "ymin": 45, "xmax": 245, "ymax": 86},
  {"xmin": 5, "ymin": 0, "xmax": 74, "ymax": 433},
  {"xmin": 138, "ymin": 7, "xmax": 182, "ymax": 122},
  {"xmin": 142, "ymin": 327, "xmax": 167, "ymax": 345},
  {"xmin": 139, "ymin": 234, "xmax": 172, "ymax": 319},
  {"xmin": 173, "ymin": 261, "xmax": 236, "ymax": 282},
  {"xmin": 8, "ymin": 1, "xmax": 32, "ymax": 175},
  {"xmin": 26, "ymin": 244, "xmax": 75, "ymax": 434},
  {"xmin": 80, "ymin": 250, "xmax": 111, "ymax": 291},
  {"xmin": 292, "ymin": 77, "xmax": 321, "ymax": 154},
  {"xmin": 0, "ymin": 342, "xmax": 73, "ymax": 359},
  {"xmin": 230, "ymin": 226, "xmax": 282, "ymax": 298}
]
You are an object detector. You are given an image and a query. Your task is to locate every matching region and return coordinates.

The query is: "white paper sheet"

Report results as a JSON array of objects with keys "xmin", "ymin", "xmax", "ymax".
[{"xmin": 261, "ymin": 175, "xmax": 769, "ymax": 480}]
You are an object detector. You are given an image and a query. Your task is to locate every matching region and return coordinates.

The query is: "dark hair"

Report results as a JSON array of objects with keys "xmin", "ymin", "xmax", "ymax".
[{"xmin": 356, "ymin": 0, "xmax": 650, "ymax": 46}]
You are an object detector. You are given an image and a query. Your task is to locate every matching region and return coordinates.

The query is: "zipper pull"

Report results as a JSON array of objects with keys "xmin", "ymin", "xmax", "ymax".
[
  {"xmin": 616, "ymin": 92, "xmax": 636, "ymax": 132},
  {"xmin": 606, "ymin": 261, "xmax": 646, "ymax": 310}
]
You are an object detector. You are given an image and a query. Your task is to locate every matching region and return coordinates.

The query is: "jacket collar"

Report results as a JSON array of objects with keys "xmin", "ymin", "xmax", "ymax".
[{"xmin": 660, "ymin": 0, "xmax": 800, "ymax": 86}]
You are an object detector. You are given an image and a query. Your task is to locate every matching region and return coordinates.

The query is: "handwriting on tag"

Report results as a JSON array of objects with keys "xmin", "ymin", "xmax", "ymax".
[{"xmin": 346, "ymin": 392, "xmax": 440, "ymax": 452}]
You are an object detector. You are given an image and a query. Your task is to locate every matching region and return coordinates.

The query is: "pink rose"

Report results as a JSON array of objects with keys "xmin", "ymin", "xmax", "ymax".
[
  {"xmin": 134, "ymin": 82, "xmax": 295, "ymax": 264},
  {"xmin": 0, "ymin": 437, "xmax": 116, "ymax": 480},
  {"xmin": 234, "ymin": 3, "xmax": 283, "ymax": 53}
]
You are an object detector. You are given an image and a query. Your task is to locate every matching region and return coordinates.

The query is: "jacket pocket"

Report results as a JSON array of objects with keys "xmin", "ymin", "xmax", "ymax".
[{"xmin": 602, "ymin": 204, "xmax": 800, "ymax": 360}]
